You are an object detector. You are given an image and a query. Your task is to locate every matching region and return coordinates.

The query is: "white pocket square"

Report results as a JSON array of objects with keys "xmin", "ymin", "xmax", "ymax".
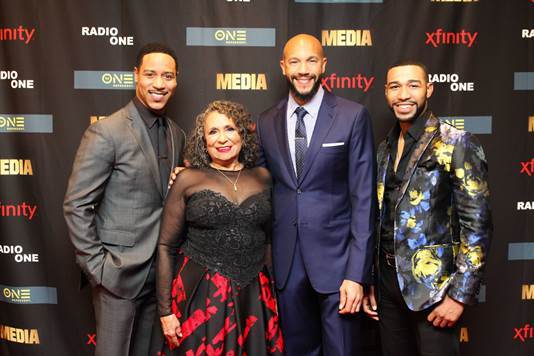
[{"xmin": 322, "ymin": 142, "xmax": 344, "ymax": 147}]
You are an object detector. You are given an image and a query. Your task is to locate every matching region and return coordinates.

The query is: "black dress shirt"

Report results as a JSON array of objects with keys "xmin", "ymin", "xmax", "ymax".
[{"xmin": 380, "ymin": 110, "xmax": 430, "ymax": 254}]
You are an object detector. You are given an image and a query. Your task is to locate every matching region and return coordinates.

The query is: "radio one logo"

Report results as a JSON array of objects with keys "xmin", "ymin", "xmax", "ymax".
[
  {"xmin": 321, "ymin": 30, "xmax": 372, "ymax": 47},
  {"xmin": 321, "ymin": 73, "xmax": 374, "ymax": 93},
  {"xmin": 517, "ymin": 201, "xmax": 534, "ymax": 210},
  {"xmin": 81, "ymin": 26, "xmax": 133, "ymax": 46},
  {"xmin": 522, "ymin": 29, "xmax": 534, "ymax": 38},
  {"xmin": 0, "ymin": 245, "xmax": 39, "ymax": 263},
  {"xmin": 187, "ymin": 27, "xmax": 275, "ymax": 47},
  {"xmin": 1, "ymin": 285, "xmax": 57, "ymax": 304},
  {"xmin": 425, "ymin": 29, "xmax": 478, "ymax": 47},
  {"xmin": 0, "ymin": 325, "xmax": 39, "ymax": 344},
  {"xmin": 74, "ymin": 71, "xmax": 135, "ymax": 90},
  {"xmin": 216, "ymin": 73, "xmax": 267, "ymax": 90},
  {"xmin": 0, "ymin": 159, "xmax": 33, "ymax": 175},
  {"xmin": 0, "ymin": 70, "xmax": 34, "ymax": 89},
  {"xmin": 439, "ymin": 116, "xmax": 492, "ymax": 134},
  {"xmin": 0, "ymin": 114, "xmax": 53, "ymax": 133},
  {"xmin": 428, "ymin": 73, "xmax": 474, "ymax": 92},
  {"xmin": 0, "ymin": 26, "xmax": 36, "ymax": 44}
]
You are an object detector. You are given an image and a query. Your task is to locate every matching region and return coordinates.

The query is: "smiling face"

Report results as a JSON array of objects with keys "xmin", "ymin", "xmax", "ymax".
[
  {"xmin": 280, "ymin": 34, "xmax": 327, "ymax": 105},
  {"xmin": 134, "ymin": 52, "xmax": 177, "ymax": 114},
  {"xmin": 204, "ymin": 111, "xmax": 243, "ymax": 169},
  {"xmin": 385, "ymin": 64, "xmax": 433, "ymax": 122}
]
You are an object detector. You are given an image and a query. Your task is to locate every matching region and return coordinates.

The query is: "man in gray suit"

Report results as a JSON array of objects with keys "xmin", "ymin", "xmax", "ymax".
[{"xmin": 63, "ymin": 43, "xmax": 185, "ymax": 356}]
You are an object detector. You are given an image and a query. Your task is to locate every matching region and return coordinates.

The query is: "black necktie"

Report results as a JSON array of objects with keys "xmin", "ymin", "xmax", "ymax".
[
  {"xmin": 157, "ymin": 117, "xmax": 170, "ymax": 191},
  {"xmin": 294, "ymin": 106, "xmax": 308, "ymax": 179}
]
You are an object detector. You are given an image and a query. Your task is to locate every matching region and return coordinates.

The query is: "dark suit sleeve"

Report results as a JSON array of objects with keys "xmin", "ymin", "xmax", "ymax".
[
  {"xmin": 255, "ymin": 116, "xmax": 268, "ymax": 168},
  {"xmin": 63, "ymin": 122, "xmax": 115, "ymax": 287},
  {"xmin": 344, "ymin": 107, "xmax": 377, "ymax": 284},
  {"xmin": 448, "ymin": 133, "xmax": 492, "ymax": 304}
]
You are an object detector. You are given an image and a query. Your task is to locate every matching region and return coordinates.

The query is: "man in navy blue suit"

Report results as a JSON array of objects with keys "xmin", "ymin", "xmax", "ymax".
[{"xmin": 256, "ymin": 34, "xmax": 376, "ymax": 355}]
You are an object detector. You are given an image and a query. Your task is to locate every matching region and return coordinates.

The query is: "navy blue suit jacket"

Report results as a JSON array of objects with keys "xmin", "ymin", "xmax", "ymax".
[{"xmin": 257, "ymin": 91, "xmax": 376, "ymax": 293}]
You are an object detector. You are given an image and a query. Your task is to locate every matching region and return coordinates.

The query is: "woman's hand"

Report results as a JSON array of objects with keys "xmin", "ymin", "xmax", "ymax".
[{"xmin": 160, "ymin": 314, "xmax": 182, "ymax": 348}]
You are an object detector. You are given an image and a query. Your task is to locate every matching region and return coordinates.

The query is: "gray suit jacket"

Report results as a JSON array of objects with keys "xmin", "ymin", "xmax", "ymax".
[{"xmin": 63, "ymin": 101, "xmax": 185, "ymax": 299}]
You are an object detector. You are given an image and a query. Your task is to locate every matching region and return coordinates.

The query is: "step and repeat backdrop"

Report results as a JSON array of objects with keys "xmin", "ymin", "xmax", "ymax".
[{"xmin": 0, "ymin": 0, "xmax": 533, "ymax": 355}]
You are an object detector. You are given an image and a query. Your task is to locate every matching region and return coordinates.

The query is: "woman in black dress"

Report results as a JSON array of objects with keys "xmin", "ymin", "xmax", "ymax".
[{"xmin": 156, "ymin": 100, "xmax": 284, "ymax": 355}]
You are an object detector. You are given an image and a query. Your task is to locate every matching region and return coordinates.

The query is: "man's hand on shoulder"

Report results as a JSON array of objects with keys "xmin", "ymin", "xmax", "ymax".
[{"xmin": 339, "ymin": 279, "xmax": 364, "ymax": 314}]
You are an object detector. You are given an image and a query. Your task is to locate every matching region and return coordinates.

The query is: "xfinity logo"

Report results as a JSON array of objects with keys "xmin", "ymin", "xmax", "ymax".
[
  {"xmin": 0, "ymin": 26, "xmax": 35, "ymax": 44},
  {"xmin": 513, "ymin": 324, "xmax": 534, "ymax": 342},
  {"xmin": 321, "ymin": 73, "xmax": 374, "ymax": 92},
  {"xmin": 0, "ymin": 202, "xmax": 37, "ymax": 220},
  {"xmin": 425, "ymin": 29, "xmax": 478, "ymax": 47},
  {"xmin": 520, "ymin": 158, "xmax": 534, "ymax": 176}
]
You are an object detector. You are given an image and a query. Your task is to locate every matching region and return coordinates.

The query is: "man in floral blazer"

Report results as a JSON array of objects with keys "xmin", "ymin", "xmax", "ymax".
[{"xmin": 363, "ymin": 61, "xmax": 492, "ymax": 356}]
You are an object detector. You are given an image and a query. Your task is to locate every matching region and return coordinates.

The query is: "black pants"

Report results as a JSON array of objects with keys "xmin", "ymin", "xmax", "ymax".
[{"xmin": 377, "ymin": 252, "xmax": 460, "ymax": 356}]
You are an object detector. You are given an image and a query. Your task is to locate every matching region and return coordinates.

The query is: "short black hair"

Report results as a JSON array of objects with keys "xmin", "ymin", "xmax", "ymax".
[
  {"xmin": 386, "ymin": 60, "xmax": 429, "ymax": 83},
  {"xmin": 135, "ymin": 42, "xmax": 178, "ymax": 72}
]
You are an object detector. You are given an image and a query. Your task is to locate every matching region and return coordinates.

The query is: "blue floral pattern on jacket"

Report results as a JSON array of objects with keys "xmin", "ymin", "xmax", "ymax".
[{"xmin": 376, "ymin": 113, "xmax": 492, "ymax": 311}]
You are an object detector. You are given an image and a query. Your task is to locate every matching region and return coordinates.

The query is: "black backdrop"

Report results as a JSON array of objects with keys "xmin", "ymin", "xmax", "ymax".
[{"xmin": 0, "ymin": 0, "xmax": 533, "ymax": 355}]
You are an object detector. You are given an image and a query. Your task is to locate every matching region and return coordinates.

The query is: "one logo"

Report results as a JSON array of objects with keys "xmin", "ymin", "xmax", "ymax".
[
  {"xmin": 321, "ymin": 73, "xmax": 375, "ymax": 93},
  {"xmin": 81, "ymin": 26, "xmax": 134, "ymax": 46},
  {"xmin": 186, "ymin": 27, "xmax": 275, "ymax": 47},
  {"xmin": 0, "ymin": 70, "xmax": 35, "ymax": 89},
  {"xmin": 517, "ymin": 201, "xmax": 534, "ymax": 210},
  {"xmin": 523, "ymin": 284, "xmax": 534, "ymax": 300},
  {"xmin": 529, "ymin": 116, "xmax": 534, "ymax": 132},
  {"xmin": 216, "ymin": 73, "xmax": 267, "ymax": 90},
  {"xmin": 520, "ymin": 158, "xmax": 534, "ymax": 176},
  {"xmin": 439, "ymin": 116, "xmax": 492, "ymax": 134},
  {"xmin": 428, "ymin": 73, "xmax": 474, "ymax": 92},
  {"xmin": 0, "ymin": 115, "xmax": 53, "ymax": 133},
  {"xmin": 0, "ymin": 202, "xmax": 37, "ymax": 220},
  {"xmin": 522, "ymin": 29, "xmax": 534, "ymax": 38},
  {"xmin": 425, "ymin": 29, "xmax": 478, "ymax": 47},
  {"xmin": 0, "ymin": 245, "xmax": 39, "ymax": 263},
  {"xmin": 74, "ymin": 71, "xmax": 134, "ymax": 90},
  {"xmin": 321, "ymin": 29, "xmax": 372, "ymax": 46},
  {"xmin": 0, "ymin": 159, "xmax": 33, "ymax": 175},
  {"xmin": 0, "ymin": 325, "xmax": 39, "ymax": 344},
  {"xmin": 0, "ymin": 285, "xmax": 57, "ymax": 304},
  {"xmin": 508, "ymin": 242, "xmax": 534, "ymax": 261},
  {"xmin": 513, "ymin": 324, "xmax": 534, "ymax": 342},
  {"xmin": 0, "ymin": 26, "xmax": 36, "ymax": 44},
  {"xmin": 514, "ymin": 72, "xmax": 534, "ymax": 90}
]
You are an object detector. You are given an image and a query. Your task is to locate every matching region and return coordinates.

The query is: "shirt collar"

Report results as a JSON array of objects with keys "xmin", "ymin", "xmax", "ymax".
[
  {"xmin": 133, "ymin": 96, "xmax": 160, "ymax": 129},
  {"xmin": 287, "ymin": 86, "xmax": 324, "ymax": 120},
  {"xmin": 386, "ymin": 108, "xmax": 430, "ymax": 144}
]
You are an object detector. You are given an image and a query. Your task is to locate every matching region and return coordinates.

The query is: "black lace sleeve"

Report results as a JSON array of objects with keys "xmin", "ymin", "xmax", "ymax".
[{"xmin": 156, "ymin": 170, "xmax": 189, "ymax": 317}]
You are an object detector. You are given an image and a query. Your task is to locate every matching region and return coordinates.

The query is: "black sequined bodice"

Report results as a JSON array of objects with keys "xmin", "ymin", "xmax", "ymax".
[{"xmin": 181, "ymin": 189, "xmax": 271, "ymax": 286}]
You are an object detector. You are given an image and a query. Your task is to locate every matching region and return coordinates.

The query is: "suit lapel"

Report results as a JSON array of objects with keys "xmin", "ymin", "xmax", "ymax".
[
  {"xmin": 273, "ymin": 100, "xmax": 298, "ymax": 186},
  {"xmin": 395, "ymin": 113, "xmax": 440, "ymax": 209},
  {"xmin": 125, "ymin": 101, "xmax": 163, "ymax": 198},
  {"xmin": 298, "ymin": 91, "xmax": 336, "ymax": 183},
  {"xmin": 376, "ymin": 141, "xmax": 390, "ymax": 212}
]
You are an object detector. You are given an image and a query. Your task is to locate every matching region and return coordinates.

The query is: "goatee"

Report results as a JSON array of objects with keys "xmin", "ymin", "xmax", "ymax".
[{"xmin": 288, "ymin": 74, "xmax": 323, "ymax": 104}]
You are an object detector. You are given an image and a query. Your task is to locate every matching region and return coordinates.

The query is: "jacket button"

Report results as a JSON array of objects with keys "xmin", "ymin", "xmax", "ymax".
[{"xmin": 297, "ymin": 189, "xmax": 302, "ymax": 194}]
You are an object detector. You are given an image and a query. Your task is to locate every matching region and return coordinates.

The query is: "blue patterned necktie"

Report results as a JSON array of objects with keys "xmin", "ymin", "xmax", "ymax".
[{"xmin": 294, "ymin": 106, "xmax": 308, "ymax": 179}]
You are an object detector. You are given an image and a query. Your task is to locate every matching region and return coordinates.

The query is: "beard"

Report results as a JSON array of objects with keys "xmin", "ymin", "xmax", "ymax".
[{"xmin": 287, "ymin": 74, "xmax": 323, "ymax": 103}]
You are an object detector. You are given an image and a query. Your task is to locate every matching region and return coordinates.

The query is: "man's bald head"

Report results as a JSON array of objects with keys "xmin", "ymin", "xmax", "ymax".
[
  {"xmin": 280, "ymin": 34, "xmax": 327, "ymax": 105},
  {"xmin": 282, "ymin": 34, "xmax": 325, "ymax": 60}
]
